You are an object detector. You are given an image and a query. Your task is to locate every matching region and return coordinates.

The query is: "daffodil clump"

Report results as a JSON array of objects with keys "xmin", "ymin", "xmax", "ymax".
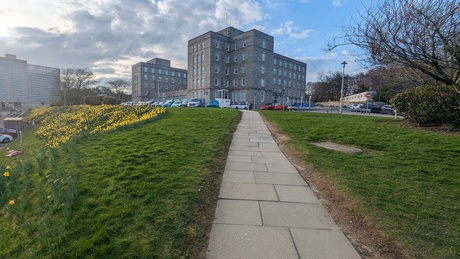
[{"xmin": 29, "ymin": 105, "xmax": 165, "ymax": 147}]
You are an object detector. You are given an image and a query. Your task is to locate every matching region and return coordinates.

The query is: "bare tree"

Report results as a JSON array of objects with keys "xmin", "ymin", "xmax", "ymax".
[
  {"xmin": 328, "ymin": 0, "xmax": 460, "ymax": 85},
  {"xmin": 74, "ymin": 69, "xmax": 98, "ymax": 91},
  {"xmin": 59, "ymin": 68, "xmax": 99, "ymax": 105},
  {"xmin": 107, "ymin": 78, "xmax": 130, "ymax": 101}
]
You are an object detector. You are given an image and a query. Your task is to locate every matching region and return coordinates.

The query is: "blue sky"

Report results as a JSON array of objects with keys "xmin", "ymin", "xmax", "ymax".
[{"xmin": 0, "ymin": 0, "xmax": 372, "ymax": 83}]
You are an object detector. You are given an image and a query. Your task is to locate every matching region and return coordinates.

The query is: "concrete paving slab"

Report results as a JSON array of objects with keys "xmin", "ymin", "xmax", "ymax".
[
  {"xmin": 249, "ymin": 135, "xmax": 275, "ymax": 143},
  {"xmin": 290, "ymin": 228, "xmax": 361, "ymax": 259},
  {"xmin": 206, "ymin": 224, "xmax": 298, "ymax": 259},
  {"xmin": 260, "ymin": 202, "xmax": 339, "ymax": 229},
  {"xmin": 227, "ymin": 155, "xmax": 252, "ymax": 162},
  {"xmin": 222, "ymin": 170, "xmax": 255, "ymax": 183},
  {"xmin": 214, "ymin": 200, "xmax": 262, "ymax": 225},
  {"xmin": 225, "ymin": 161, "xmax": 267, "ymax": 172},
  {"xmin": 260, "ymin": 151, "xmax": 286, "ymax": 158},
  {"xmin": 229, "ymin": 144, "xmax": 251, "ymax": 151},
  {"xmin": 228, "ymin": 150, "xmax": 262, "ymax": 157},
  {"xmin": 219, "ymin": 182, "xmax": 279, "ymax": 201},
  {"xmin": 251, "ymin": 156, "xmax": 292, "ymax": 164},
  {"xmin": 274, "ymin": 185, "xmax": 320, "ymax": 203},
  {"xmin": 255, "ymin": 172, "xmax": 307, "ymax": 186},
  {"xmin": 266, "ymin": 163, "xmax": 298, "ymax": 174}
]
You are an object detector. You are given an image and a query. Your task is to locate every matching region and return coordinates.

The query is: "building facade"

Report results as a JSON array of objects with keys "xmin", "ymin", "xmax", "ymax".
[
  {"xmin": 188, "ymin": 27, "xmax": 307, "ymax": 109},
  {"xmin": 132, "ymin": 58, "xmax": 188, "ymax": 102},
  {"xmin": 0, "ymin": 54, "xmax": 60, "ymax": 109}
]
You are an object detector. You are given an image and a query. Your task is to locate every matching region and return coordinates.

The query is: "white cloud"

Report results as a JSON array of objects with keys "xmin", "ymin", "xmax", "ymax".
[
  {"xmin": 332, "ymin": 0, "xmax": 345, "ymax": 7},
  {"xmin": 272, "ymin": 21, "xmax": 313, "ymax": 39}
]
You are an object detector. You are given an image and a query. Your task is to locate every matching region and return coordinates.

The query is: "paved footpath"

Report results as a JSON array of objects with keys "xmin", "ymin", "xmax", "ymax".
[{"xmin": 206, "ymin": 110, "xmax": 361, "ymax": 259}]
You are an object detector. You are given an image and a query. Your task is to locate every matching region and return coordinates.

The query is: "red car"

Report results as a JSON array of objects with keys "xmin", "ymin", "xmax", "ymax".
[
  {"xmin": 260, "ymin": 103, "xmax": 274, "ymax": 110},
  {"xmin": 274, "ymin": 103, "xmax": 288, "ymax": 110},
  {"xmin": 0, "ymin": 128, "xmax": 17, "ymax": 138}
]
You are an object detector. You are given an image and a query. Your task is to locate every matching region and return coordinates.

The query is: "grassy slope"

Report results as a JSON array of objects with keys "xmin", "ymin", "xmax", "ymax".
[
  {"xmin": 261, "ymin": 111, "xmax": 460, "ymax": 259},
  {"xmin": 1, "ymin": 108, "xmax": 240, "ymax": 258}
]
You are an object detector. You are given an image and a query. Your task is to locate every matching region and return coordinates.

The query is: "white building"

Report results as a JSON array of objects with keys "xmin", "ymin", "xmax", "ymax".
[{"xmin": 0, "ymin": 54, "xmax": 60, "ymax": 109}]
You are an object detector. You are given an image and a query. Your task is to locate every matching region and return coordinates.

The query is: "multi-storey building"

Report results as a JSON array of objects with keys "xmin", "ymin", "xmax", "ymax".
[
  {"xmin": 0, "ymin": 54, "xmax": 60, "ymax": 109},
  {"xmin": 188, "ymin": 27, "xmax": 307, "ymax": 109},
  {"xmin": 132, "ymin": 58, "xmax": 188, "ymax": 102}
]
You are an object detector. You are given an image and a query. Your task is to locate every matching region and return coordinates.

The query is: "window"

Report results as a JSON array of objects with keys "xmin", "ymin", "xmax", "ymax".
[
  {"xmin": 262, "ymin": 40, "xmax": 266, "ymax": 48},
  {"xmin": 261, "ymin": 65, "xmax": 265, "ymax": 74},
  {"xmin": 274, "ymin": 58, "xmax": 277, "ymax": 65},
  {"xmin": 197, "ymin": 55, "xmax": 201, "ymax": 63},
  {"xmin": 158, "ymin": 77, "xmax": 162, "ymax": 81},
  {"xmin": 151, "ymin": 75, "xmax": 155, "ymax": 80},
  {"xmin": 144, "ymin": 67, "xmax": 147, "ymax": 72},
  {"xmin": 165, "ymin": 70, "xmax": 169, "ymax": 75},
  {"xmin": 201, "ymin": 42, "xmax": 204, "ymax": 49},
  {"xmin": 214, "ymin": 78, "xmax": 219, "ymax": 86},
  {"xmin": 201, "ymin": 66, "xmax": 204, "ymax": 75},
  {"xmin": 171, "ymin": 78, "xmax": 175, "ymax": 83},
  {"xmin": 240, "ymin": 91, "xmax": 246, "ymax": 101},
  {"xmin": 260, "ymin": 90, "xmax": 265, "ymax": 102},
  {"xmin": 233, "ymin": 79, "xmax": 238, "ymax": 87},
  {"xmin": 225, "ymin": 79, "xmax": 229, "ymax": 88},
  {"xmin": 274, "ymin": 68, "xmax": 276, "ymax": 75},
  {"xmin": 242, "ymin": 53, "xmax": 247, "ymax": 60},
  {"xmin": 171, "ymin": 71, "xmax": 175, "ymax": 76},
  {"xmin": 178, "ymin": 72, "xmax": 181, "ymax": 77},
  {"xmin": 214, "ymin": 66, "xmax": 219, "ymax": 73},
  {"xmin": 241, "ymin": 78, "xmax": 246, "ymax": 86},
  {"xmin": 215, "ymin": 41, "xmax": 219, "ymax": 48},
  {"xmin": 159, "ymin": 69, "xmax": 162, "ymax": 75},
  {"xmin": 197, "ymin": 67, "xmax": 200, "ymax": 75},
  {"xmin": 260, "ymin": 78, "xmax": 265, "ymax": 87},
  {"xmin": 279, "ymin": 70, "xmax": 282, "ymax": 76},
  {"xmin": 193, "ymin": 55, "xmax": 196, "ymax": 64},
  {"xmin": 225, "ymin": 44, "xmax": 229, "ymax": 51},
  {"xmin": 144, "ymin": 74, "xmax": 148, "ymax": 80},
  {"xmin": 284, "ymin": 71, "xmax": 287, "ymax": 77},
  {"xmin": 184, "ymin": 74, "xmax": 186, "ymax": 78},
  {"xmin": 193, "ymin": 68, "xmax": 196, "ymax": 76},
  {"xmin": 225, "ymin": 67, "xmax": 229, "ymax": 75},
  {"xmin": 234, "ymin": 67, "xmax": 238, "ymax": 74},
  {"xmin": 243, "ymin": 40, "xmax": 247, "ymax": 47},
  {"xmin": 215, "ymin": 53, "xmax": 220, "ymax": 61},
  {"xmin": 241, "ymin": 66, "xmax": 246, "ymax": 73},
  {"xmin": 273, "ymin": 78, "xmax": 276, "ymax": 84},
  {"xmin": 289, "ymin": 72, "xmax": 292, "ymax": 78},
  {"xmin": 165, "ymin": 77, "xmax": 168, "ymax": 83},
  {"xmin": 225, "ymin": 55, "xmax": 229, "ymax": 63},
  {"xmin": 201, "ymin": 53, "xmax": 204, "ymax": 62},
  {"xmin": 193, "ymin": 45, "xmax": 196, "ymax": 52},
  {"xmin": 234, "ymin": 55, "xmax": 238, "ymax": 62},
  {"xmin": 234, "ymin": 43, "xmax": 237, "ymax": 50},
  {"xmin": 152, "ymin": 68, "xmax": 155, "ymax": 73},
  {"xmin": 262, "ymin": 53, "xmax": 266, "ymax": 61},
  {"xmin": 201, "ymin": 78, "xmax": 204, "ymax": 87}
]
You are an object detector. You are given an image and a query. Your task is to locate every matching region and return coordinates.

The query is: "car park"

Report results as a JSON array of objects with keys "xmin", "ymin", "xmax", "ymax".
[
  {"xmin": 171, "ymin": 101, "xmax": 182, "ymax": 107},
  {"xmin": 380, "ymin": 105, "xmax": 395, "ymax": 115},
  {"xmin": 207, "ymin": 100, "xmax": 220, "ymax": 108},
  {"xmin": 188, "ymin": 98, "xmax": 205, "ymax": 107},
  {"xmin": 163, "ymin": 100, "xmax": 174, "ymax": 107},
  {"xmin": 0, "ymin": 134, "xmax": 13, "ymax": 143},
  {"xmin": 179, "ymin": 100, "xmax": 188, "ymax": 107},
  {"xmin": 274, "ymin": 103, "xmax": 288, "ymax": 110},
  {"xmin": 0, "ymin": 128, "xmax": 17, "ymax": 138},
  {"xmin": 260, "ymin": 103, "xmax": 274, "ymax": 110}
]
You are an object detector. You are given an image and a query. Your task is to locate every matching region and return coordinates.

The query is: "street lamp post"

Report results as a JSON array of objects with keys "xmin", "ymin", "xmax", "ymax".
[{"xmin": 339, "ymin": 61, "xmax": 347, "ymax": 114}]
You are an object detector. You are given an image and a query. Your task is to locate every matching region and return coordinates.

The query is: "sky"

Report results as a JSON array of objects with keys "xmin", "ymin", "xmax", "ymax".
[{"xmin": 0, "ymin": 0, "xmax": 373, "ymax": 84}]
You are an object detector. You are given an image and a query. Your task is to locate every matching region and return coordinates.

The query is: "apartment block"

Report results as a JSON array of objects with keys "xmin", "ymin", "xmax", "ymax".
[
  {"xmin": 132, "ymin": 58, "xmax": 188, "ymax": 102},
  {"xmin": 0, "ymin": 54, "xmax": 60, "ymax": 109},
  {"xmin": 188, "ymin": 27, "xmax": 307, "ymax": 109}
]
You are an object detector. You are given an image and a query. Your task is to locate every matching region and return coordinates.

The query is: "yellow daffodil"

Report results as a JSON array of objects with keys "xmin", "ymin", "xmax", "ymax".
[
  {"xmin": 3, "ymin": 172, "xmax": 9, "ymax": 177},
  {"xmin": 8, "ymin": 200, "xmax": 15, "ymax": 205},
  {"xmin": 6, "ymin": 165, "xmax": 10, "ymax": 170}
]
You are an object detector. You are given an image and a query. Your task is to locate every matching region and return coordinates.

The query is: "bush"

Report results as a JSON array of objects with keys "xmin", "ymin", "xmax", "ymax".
[
  {"xmin": 101, "ymin": 96, "xmax": 119, "ymax": 105},
  {"xmin": 83, "ymin": 96, "xmax": 102, "ymax": 105},
  {"xmin": 391, "ymin": 85, "xmax": 460, "ymax": 128}
]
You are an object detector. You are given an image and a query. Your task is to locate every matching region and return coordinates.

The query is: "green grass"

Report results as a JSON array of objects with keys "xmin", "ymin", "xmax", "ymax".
[
  {"xmin": 260, "ymin": 111, "xmax": 460, "ymax": 259},
  {"xmin": 0, "ymin": 108, "xmax": 240, "ymax": 258}
]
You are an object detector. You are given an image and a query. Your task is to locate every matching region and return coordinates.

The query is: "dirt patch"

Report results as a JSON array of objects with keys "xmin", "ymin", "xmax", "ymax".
[{"xmin": 261, "ymin": 116, "xmax": 411, "ymax": 259}]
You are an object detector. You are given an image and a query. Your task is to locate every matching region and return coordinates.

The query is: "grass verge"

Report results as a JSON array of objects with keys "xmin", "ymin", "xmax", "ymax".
[
  {"xmin": 260, "ymin": 111, "xmax": 460, "ymax": 259},
  {"xmin": 0, "ymin": 107, "xmax": 240, "ymax": 258}
]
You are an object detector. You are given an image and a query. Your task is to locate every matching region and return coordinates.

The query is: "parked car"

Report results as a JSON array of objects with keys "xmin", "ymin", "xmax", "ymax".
[
  {"xmin": 179, "ymin": 100, "xmax": 189, "ymax": 107},
  {"xmin": 288, "ymin": 103, "xmax": 314, "ymax": 111},
  {"xmin": 380, "ymin": 105, "xmax": 395, "ymax": 115},
  {"xmin": 230, "ymin": 102, "xmax": 248, "ymax": 109},
  {"xmin": 150, "ymin": 102, "xmax": 159, "ymax": 107},
  {"xmin": 0, "ymin": 128, "xmax": 17, "ymax": 138},
  {"xmin": 188, "ymin": 98, "xmax": 205, "ymax": 107},
  {"xmin": 163, "ymin": 100, "xmax": 174, "ymax": 107},
  {"xmin": 171, "ymin": 101, "xmax": 182, "ymax": 107},
  {"xmin": 207, "ymin": 100, "xmax": 220, "ymax": 108},
  {"xmin": 349, "ymin": 103, "xmax": 364, "ymax": 111},
  {"xmin": 358, "ymin": 103, "xmax": 381, "ymax": 113},
  {"xmin": 0, "ymin": 134, "xmax": 13, "ymax": 143},
  {"xmin": 274, "ymin": 103, "xmax": 288, "ymax": 110},
  {"xmin": 260, "ymin": 103, "xmax": 274, "ymax": 110}
]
